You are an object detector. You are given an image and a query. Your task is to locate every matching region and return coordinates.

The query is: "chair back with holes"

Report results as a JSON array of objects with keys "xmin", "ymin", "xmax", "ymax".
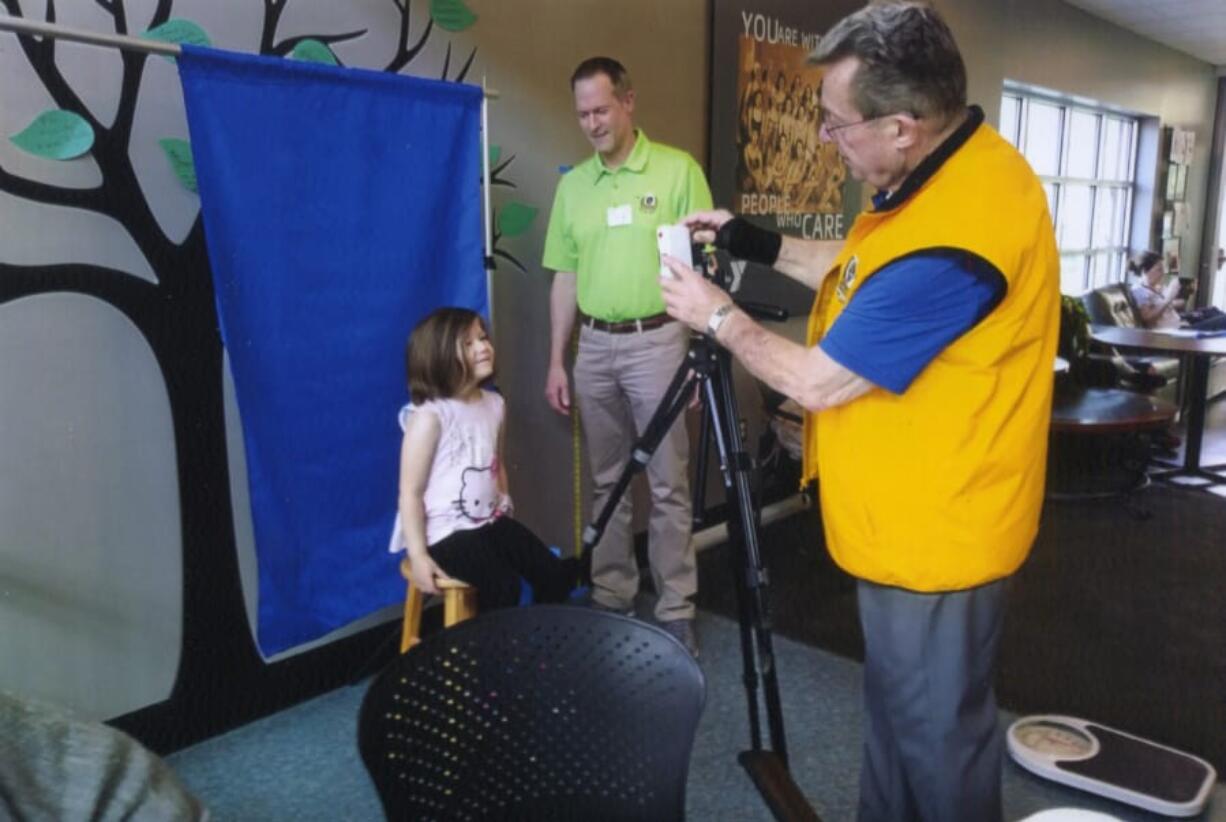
[{"xmin": 357, "ymin": 605, "xmax": 706, "ymax": 821}]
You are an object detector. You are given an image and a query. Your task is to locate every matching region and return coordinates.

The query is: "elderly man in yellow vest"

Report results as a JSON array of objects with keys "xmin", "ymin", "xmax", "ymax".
[{"xmin": 661, "ymin": 3, "xmax": 1059, "ymax": 820}]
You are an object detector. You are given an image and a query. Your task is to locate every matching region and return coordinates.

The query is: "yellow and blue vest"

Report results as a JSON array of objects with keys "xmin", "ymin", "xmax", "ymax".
[{"xmin": 803, "ymin": 117, "xmax": 1059, "ymax": 591}]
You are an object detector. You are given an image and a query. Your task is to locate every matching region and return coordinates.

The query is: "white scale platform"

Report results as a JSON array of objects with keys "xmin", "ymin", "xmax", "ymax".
[{"xmin": 1008, "ymin": 715, "xmax": 1216, "ymax": 817}]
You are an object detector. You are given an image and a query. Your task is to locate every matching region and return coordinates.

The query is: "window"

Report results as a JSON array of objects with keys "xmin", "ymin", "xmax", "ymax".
[{"xmin": 999, "ymin": 90, "xmax": 1139, "ymax": 295}]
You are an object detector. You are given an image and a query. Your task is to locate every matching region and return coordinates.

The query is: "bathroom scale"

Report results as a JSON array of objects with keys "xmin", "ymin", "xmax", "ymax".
[{"xmin": 1007, "ymin": 715, "xmax": 1216, "ymax": 817}]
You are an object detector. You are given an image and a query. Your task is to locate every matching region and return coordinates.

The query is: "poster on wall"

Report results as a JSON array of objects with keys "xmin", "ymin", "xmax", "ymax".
[
  {"xmin": 1168, "ymin": 127, "xmax": 1195, "ymax": 165},
  {"xmin": 709, "ymin": 0, "xmax": 862, "ymax": 315}
]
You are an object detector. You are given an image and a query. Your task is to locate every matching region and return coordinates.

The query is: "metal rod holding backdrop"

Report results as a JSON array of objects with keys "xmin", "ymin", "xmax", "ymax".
[
  {"xmin": 0, "ymin": 13, "xmax": 499, "ymax": 276},
  {"xmin": 0, "ymin": 12, "xmax": 181, "ymax": 55},
  {"xmin": 481, "ymin": 75, "xmax": 495, "ymax": 331}
]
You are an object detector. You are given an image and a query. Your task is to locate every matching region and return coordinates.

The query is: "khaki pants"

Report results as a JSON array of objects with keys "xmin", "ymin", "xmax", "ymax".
[{"xmin": 574, "ymin": 320, "xmax": 695, "ymax": 621}]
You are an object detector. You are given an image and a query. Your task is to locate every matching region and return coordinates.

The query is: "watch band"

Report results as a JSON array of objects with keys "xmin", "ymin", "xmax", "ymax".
[{"xmin": 706, "ymin": 302, "xmax": 735, "ymax": 337}]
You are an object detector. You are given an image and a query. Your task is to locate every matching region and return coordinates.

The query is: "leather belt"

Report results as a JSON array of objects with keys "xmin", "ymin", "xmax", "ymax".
[{"xmin": 579, "ymin": 311, "xmax": 673, "ymax": 334}]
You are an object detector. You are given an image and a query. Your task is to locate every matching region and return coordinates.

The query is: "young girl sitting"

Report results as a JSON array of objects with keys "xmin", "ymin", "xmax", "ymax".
[{"xmin": 391, "ymin": 307, "xmax": 581, "ymax": 609}]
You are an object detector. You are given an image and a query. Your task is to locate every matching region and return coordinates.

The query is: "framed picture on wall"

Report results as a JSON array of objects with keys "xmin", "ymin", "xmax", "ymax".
[
  {"xmin": 1165, "ymin": 163, "xmax": 1180, "ymax": 201},
  {"xmin": 1173, "ymin": 202, "xmax": 1190, "ymax": 236},
  {"xmin": 708, "ymin": 0, "xmax": 862, "ymax": 313},
  {"xmin": 1162, "ymin": 236, "xmax": 1181, "ymax": 264},
  {"xmin": 1173, "ymin": 164, "xmax": 1188, "ymax": 201},
  {"xmin": 1168, "ymin": 127, "xmax": 1193, "ymax": 164}
]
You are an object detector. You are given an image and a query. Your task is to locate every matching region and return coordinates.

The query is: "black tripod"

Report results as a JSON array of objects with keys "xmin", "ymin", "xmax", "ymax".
[{"xmin": 579, "ymin": 252, "xmax": 820, "ymax": 822}]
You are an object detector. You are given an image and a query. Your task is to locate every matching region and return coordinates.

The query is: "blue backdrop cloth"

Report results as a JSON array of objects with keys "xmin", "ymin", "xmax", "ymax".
[{"xmin": 178, "ymin": 45, "xmax": 486, "ymax": 655}]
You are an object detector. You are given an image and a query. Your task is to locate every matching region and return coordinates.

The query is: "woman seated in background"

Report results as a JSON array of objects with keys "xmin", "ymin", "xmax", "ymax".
[
  {"xmin": 1129, "ymin": 251, "xmax": 1226, "ymax": 331},
  {"xmin": 1129, "ymin": 250, "xmax": 1190, "ymax": 328}
]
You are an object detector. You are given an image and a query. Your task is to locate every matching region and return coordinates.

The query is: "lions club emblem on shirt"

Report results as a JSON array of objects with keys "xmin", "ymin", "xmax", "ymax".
[
  {"xmin": 639, "ymin": 193, "xmax": 658, "ymax": 213},
  {"xmin": 835, "ymin": 256, "xmax": 858, "ymax": 302}
]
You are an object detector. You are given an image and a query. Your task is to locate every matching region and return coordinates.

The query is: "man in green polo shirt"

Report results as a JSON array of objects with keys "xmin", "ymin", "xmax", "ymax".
[{"xmin": 543, "ymin": 56, "xmax": 712, "ymax": 655}]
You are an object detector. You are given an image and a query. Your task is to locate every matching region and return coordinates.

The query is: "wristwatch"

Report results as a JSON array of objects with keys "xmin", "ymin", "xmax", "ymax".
[{"xmin": 706, "ymin": 302, "xmax": 735, "ymax": 337}]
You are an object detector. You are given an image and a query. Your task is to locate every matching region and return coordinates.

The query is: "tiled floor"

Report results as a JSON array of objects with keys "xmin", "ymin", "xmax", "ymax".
[{"xmin": 1171, "ymin": 393, "xmax": 1226, "ymax": 498}]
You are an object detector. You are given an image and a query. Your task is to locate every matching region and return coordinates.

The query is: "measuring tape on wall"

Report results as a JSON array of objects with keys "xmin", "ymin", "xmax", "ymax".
[
  {"xmin": 572, "ymin": 399, "xmax": 583, "ymax": 557},
  {"xmin": 570, "ymin": 330, "xmax": 583, "ymax": 558}
]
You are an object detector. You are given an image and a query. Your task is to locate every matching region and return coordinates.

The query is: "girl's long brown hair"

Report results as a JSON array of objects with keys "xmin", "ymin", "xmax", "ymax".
[{"xmin": 406, "ymin": 308, "xmax": 491, "ymax": 403}]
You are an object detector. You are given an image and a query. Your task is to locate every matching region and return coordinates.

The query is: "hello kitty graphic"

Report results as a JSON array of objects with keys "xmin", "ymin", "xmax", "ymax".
[{"xmin": 453, "ymin": 464, "xmax": 500, "ymax": 523}]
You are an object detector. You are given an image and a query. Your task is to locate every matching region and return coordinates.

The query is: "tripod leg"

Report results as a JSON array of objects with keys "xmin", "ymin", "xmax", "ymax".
[
  {"xmin": 702, "ymin": 348, "xmax": 818, "ymax": 820},
  {"xmin": 701, "ymin": 369, "xmax": 764, "ymax": 751},
  {"xmin": 576, "ymin": 331, "xmax": 819, "ymax": 820},
  {"xmin": 692, "ymin": 401, "xmax": 713, "ymax": 530},
  {"xmin": 705, "ymin": 348, "xmax": 790, "ymax": 763}
]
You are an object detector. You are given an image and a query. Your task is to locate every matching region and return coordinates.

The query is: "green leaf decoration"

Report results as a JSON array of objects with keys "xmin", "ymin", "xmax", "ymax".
[
  {"xmin": 498, "ymin": 201, "xmax": 538, "ymax": 238},
  {"xmin": 142, "ymin": 18, "xmax": 212, "ymax": 60},
  {"xmin": 9, "ymin": 109, "xmax": 94, "ymax": 160},
  {"xmin": 289, "ymin": 39, "xmax": 338, "ymax": 65},
  {"xmin": 158, "ymin": 138, "xmax": 197, "ymax": 193},
  {"xmin": 430, "ymin": 0, "xmax": 478, "ymax": 32}
]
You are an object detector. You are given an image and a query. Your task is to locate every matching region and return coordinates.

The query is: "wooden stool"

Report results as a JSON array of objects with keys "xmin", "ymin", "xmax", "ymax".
[{"xmin": 399, "ymin": 556, "xmax": 477, "ymax": 652}]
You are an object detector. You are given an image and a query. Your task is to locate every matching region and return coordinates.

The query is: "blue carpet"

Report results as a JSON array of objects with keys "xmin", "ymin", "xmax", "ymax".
[{"xmin": 168, "ymin": 607, "xmax": 1224, "ymax": 820}]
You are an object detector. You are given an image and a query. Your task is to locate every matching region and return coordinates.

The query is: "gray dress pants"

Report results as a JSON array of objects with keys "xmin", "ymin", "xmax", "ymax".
[{"xmin": 856, "ymin": 577, "xmax": 1007, "ymax": 822}]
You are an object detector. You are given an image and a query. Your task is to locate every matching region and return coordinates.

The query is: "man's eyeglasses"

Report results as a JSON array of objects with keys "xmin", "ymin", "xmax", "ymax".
[
  {"xmin": 819, "ymin": 113, "xmax": 888, "ymax": 138},
  {"xmin": 819, "ymin": 111, "xmax": 918, "ymax": 138}
]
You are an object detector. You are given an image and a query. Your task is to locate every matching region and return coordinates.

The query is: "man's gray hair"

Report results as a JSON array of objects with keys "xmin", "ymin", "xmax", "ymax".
[{"xmin": 809, "ymin": 1, "xmax": 966, "ymax": 125}]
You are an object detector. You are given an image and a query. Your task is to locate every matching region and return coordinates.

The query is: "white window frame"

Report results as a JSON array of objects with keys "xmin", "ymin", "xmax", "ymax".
[{"xmin": 999, "ymin": 89, "xmax": 1140, "ymax": 295}]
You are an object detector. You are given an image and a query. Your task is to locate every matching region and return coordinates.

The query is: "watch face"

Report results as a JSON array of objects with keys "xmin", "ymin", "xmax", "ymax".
[{"xmin": 1014, "ymin": 720, "xmax": 1094, "ymax": 757}]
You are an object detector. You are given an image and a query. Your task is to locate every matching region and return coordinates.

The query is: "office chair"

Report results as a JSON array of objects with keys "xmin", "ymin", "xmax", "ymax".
[
  {"xmin": 1077, "ymin": 288, "xmax": 1178, "ymax": 394},
  {"xmin": 357, "ymin": 605, "xmax": 706, "ymax": 821}
]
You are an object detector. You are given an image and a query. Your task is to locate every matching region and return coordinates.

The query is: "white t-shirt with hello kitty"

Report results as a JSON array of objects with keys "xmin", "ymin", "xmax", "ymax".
[{"xmin": 388, "ymin": 390, "xmax": 511, "ymax": 552}]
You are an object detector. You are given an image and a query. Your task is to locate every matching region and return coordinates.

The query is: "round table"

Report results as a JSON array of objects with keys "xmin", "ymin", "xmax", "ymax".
[
  {"xmin": 1089, "ymin": 325, "xmax": 1226, "ymax": 488},
  {"xmin": 1050, "ymin": 386, "xmax": 1177, "ymax": 434},
  {"xmin": 1047, "ymin": 386, "xmax": 1178, "ymax": 499}
]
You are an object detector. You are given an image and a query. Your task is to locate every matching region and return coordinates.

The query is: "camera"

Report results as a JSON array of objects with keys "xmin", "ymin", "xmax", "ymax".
[{"xmin": 656, "ymin": 224, "xmax": 694, "ymax": 279}]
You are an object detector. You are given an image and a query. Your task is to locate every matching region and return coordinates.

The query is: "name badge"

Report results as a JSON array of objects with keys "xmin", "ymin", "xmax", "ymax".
[{"xmin": 606, "ymin": 204, "xmax": 632, "ymax": 227}]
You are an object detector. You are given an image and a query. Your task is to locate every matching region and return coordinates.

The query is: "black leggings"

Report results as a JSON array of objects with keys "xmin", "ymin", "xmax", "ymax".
[{"xmin": 427, "ymin": 517, "xmax": 577, "ymax": 610}]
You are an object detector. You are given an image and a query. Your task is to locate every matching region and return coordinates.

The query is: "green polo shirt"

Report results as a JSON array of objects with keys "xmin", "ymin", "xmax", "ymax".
[{"xmin": 543, "ymin": 130, "xmax": 713, "ymax": 321}]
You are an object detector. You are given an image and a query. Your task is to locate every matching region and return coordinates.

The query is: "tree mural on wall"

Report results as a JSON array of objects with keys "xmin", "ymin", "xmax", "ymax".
[{"xmin": 0, "ymin": 0, "xmax": 536, "ymax": 749}]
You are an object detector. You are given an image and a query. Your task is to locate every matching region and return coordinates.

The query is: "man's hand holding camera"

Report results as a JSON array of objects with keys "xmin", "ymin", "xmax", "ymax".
[
  {"xmin": 658, "ymin": 208, "xmax": 781, "ymax": 339},
  {"xmin": 678, "ymin": 208, "xmax": 737, "ymax": 245},
  {"xmin": 659, "ymin": 251, "xmax": 735, "ymax": 338},
  {"xmin": 657, "ymin": 209, "xmax": 870, "ymax": 413}
]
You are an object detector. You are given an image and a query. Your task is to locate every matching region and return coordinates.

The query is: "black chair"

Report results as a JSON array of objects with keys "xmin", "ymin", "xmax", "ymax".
[
  {"xmin": 1064, "ymin": 291, "xmax": 1170, "ymax": 394},
  {"xmin": 1079, "ymin": 285, "xmax": 1181, "ymax": 393},
  {"xmin": 357, "ymin": 605, "xmax": 706, "ymax": 821}
]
